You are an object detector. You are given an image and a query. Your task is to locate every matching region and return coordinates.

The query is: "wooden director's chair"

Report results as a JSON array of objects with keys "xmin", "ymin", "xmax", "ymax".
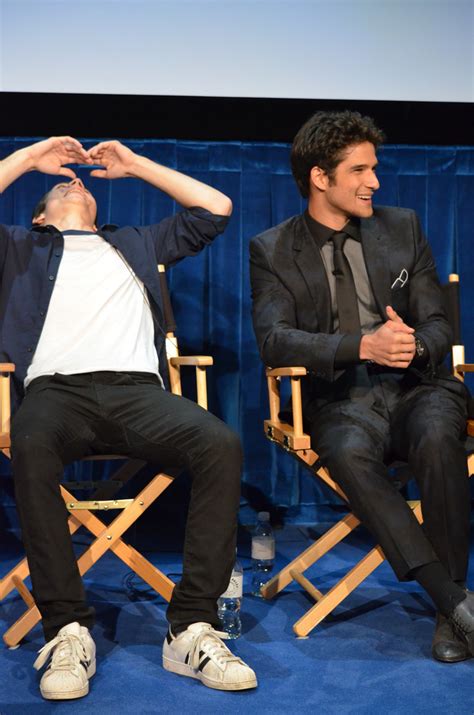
[
  {"xmin": 261, "ymin": 273, "xmax": 474, "ymax": 637},
  {"xmin": 0, "ymin": 265, "xmax": 213, "ymax": 648}
]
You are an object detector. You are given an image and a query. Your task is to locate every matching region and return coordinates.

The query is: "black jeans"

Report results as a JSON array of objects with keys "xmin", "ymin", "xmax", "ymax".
[
  {"xmin": 310, "ymin": 377, "xmax": 470, "ymax": 582},
  {"xmin": 11, "ymin": 371, "xmax": 242, "ymax": 642}
]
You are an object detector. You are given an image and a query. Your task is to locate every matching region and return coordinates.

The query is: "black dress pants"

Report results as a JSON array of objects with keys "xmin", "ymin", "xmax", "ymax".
[
  {"xmin": 11, "ymin": 372, "xmax": 242, "ymax": 642},
  {"xmin": 310, "ymin": 375, "xmax": 470, "ymax": 582}
]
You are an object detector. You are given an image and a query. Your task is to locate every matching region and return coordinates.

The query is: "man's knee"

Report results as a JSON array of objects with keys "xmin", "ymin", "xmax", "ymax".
[
  {"xmin": 186, "ymin": 419, "xmax": 243, "ymax": 491},
  {"xmin": 317, "ymin": 427, "xmax": 380, "ymax": 473},
  {"xmin": 202, "ymin": 420, "xmax": 243, "ymax": 464},
  {"xmin": 408, "ymin": 425, "xmax": 465, "ymax": 464}
]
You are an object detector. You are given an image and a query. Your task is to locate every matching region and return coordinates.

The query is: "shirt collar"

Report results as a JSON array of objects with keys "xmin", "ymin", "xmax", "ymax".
[
  {"xmin": 30, "ymin": 223, "xmax": 119, "ymax": 234},
  {"xmin": 304, "ymin": 210, "xmax": 361, "ymax": 248}
]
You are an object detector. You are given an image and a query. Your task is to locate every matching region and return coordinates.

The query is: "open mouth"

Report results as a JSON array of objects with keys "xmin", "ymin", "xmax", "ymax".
[{"xmin": 357, "ymin": 195, "xmax": 372, "ymax": 202}]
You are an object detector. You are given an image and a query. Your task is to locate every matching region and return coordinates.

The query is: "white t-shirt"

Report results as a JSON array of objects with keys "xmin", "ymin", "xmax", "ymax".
[{"xmin": 25, "ymin": 230, "xmax": 162, "ymax": 387}]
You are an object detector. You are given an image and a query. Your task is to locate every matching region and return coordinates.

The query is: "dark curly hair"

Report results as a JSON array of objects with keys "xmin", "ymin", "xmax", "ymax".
[{"xmin": 291, "ymin": 110, "xmax": 385, "ymax": 198}]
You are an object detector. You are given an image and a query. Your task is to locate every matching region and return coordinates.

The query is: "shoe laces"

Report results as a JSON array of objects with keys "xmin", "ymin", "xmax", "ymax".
[
  {"xmin": 34, "ymin": 631, "xmax": 88, "ymax": 673},
  {"xmin": 189, "ymin": 627, "xmax": 243, "ymax": 672}
]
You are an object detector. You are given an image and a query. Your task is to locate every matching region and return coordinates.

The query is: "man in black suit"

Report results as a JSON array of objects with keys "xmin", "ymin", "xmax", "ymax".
[{"xmin": 250, "ymin": 111, "xmax": 474, "ymax": 661}]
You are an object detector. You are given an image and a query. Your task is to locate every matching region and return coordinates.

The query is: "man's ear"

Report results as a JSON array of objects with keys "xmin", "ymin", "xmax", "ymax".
[
  {"xmin": 32, "ymin": 213, "xmax": 45, "ymax": 226},
  {"xmin": 310, "ymin": 166, "xmax": 329, "ymax": 193}
]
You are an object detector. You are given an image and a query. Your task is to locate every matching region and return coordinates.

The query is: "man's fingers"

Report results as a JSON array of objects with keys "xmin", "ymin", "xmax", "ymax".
[
  {"xmin": 57, "ymin": 167, "xmax": 77, "ymax": 179},
  {"xmin": 87, "ymin": 141, "xmax": 115, "ymax": 157},
  {"xmin": 385, "ymin": 320, "xmax": 414, "ymax": 334},
  {"xmin": 56, "ymin": 136, "xmax": 83, "ymax": 149},
  {"xmin": 385, "ymin": 306, "xmax": 415, "ymax": 333},
  {"xmin": 393, "ymin": 334, "xmax": 415, "ymax": 346},
  {"xmin": 65, "ymin": 150, "xmax": 91, "ymax": 165},
  {"xmin": 57, "ymin": 137, "xmax": 88, "ymax": 159},
  {"xmin": 89, "ymin": 169, "xmax": 108, "ymax": 179},
  {"xmin": 386, "ymin": 305, "xmax": 403, "ymax": 323}
]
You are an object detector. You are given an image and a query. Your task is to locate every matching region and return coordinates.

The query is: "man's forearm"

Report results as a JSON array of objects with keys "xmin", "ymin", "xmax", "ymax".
[
  {"xmin": 127, "ymin": 154, "xmax": 232, "ymax": 216},
  {"xmin": 0, "ymin": 146, "xmax": 33, "ymax": 194}
]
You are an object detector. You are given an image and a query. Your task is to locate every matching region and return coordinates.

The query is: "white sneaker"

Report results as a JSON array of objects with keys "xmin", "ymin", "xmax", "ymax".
[
  {"xmin": 33, "ymin": 622, "xmax": 96, "ymax": 700},
  {"xmin": 163, "ymin": 622, "xmax": 257, "ymax": 691}
]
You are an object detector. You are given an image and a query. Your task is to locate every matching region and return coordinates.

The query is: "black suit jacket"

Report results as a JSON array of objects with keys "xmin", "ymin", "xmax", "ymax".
[{"xmin": 250, "ymin": 206, "xmax": 467, "ymax": 419}]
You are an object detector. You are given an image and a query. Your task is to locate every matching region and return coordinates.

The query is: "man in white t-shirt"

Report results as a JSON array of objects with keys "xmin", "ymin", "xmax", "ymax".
[{"xmin": 0, "ymin": 136, "xmax": 257, "ymax": 699}]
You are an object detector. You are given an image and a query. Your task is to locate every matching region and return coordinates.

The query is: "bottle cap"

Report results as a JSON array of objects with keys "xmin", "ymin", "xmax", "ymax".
[{"xmin": 257, "ymin": 511, "xmax": 270, "ymax": 521}]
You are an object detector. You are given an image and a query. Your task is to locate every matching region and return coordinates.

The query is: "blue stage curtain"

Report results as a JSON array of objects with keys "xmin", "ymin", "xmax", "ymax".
[{"xmin": 0, "ymin": 139, "xmax": 473, "ymax": 525}]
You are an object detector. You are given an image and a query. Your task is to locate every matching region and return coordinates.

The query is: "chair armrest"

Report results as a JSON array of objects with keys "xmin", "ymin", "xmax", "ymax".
[
  {"xmin": 168, "ymin": 356, "xmax": 212, "ymax": 409},
  {"xmin": 265, "ymin": 365, "xmax": 311, "ymax": 450},
  {"xmin": 266, "ymin": 366, "xmax": 308, "ymax": 377},
  {"xmin": 169, "ymin": 356, "xmax": 213, "ymax": 367},
  {"xmin": 455, "ymin": 364, "xmax": 474, "ymax": 372}
]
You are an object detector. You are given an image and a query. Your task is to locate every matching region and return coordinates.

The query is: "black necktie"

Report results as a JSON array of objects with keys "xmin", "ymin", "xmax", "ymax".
[{"xmin": 331, "ymin": 231, "xmax": 361, "ymax": 334}]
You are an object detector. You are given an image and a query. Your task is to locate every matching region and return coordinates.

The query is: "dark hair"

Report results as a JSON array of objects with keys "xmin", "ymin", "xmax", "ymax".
[
  {"xmin": 31, "ymin": 187, "xmax": 99, "ymax": 225},
  {"xmin": 31, "ymin": 189, "xmax": 51, "ymax": 223},
  {"xmin": 290, "ymin": 110, "xmax": 385, "ymax": 198}
]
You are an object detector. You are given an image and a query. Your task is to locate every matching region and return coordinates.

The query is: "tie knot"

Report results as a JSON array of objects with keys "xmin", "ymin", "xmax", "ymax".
[{"xmin": 331, "ymin": 231, "xmax": 347, "ymax": 250}]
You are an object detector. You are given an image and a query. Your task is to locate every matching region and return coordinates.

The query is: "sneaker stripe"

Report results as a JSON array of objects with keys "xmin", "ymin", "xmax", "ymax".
[{"xmin": 198, "ymin": 656, "xmax": 211, "ymax": 672}]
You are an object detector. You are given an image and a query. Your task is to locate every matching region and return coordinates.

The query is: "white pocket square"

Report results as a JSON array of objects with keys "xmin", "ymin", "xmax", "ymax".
[{"xmin": 391, "ymin": 268, "xmax": 408, "ymax": 290}]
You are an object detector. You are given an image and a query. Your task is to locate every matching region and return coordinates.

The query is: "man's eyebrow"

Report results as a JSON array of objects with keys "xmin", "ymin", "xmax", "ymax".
[{"xmin": 350, "ymin": 162, "xmax": 378, "ymax": 170}]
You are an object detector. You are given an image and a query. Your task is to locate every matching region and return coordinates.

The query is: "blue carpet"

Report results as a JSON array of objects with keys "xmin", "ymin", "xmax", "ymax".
[{"xmin": 1, "ymin": 522, "xmax": 474, "ymax": 714}]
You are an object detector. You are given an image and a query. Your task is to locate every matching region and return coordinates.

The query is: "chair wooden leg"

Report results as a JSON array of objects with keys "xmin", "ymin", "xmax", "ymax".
[
  {"xmin": 293, "ymin": 543, "xmax": 386, "ymax": 636},
  {"xmin": 1, "ymin": 516, "xmax": 85, "ymax": 601},
  {"xmin": 11, "ymin": 576, "xmax": 35, "ymax": 609},
  {"xmin": 261, "ymin": 512, "xmax": 361, "ymax": 599},
  {"xmin": 0, "ymin": 558, "xmax": 30, "ymax": 601},
  {"xmin": 66, "ymin": 505, "xmax": 175, "ymax": 599},
  {"xmin": 291, "ymin": 501, "xmax": 423, "ymax": 637},
  {"xmin": 3, "ymin": 472, "xmax": 175, "ymax": 647}
]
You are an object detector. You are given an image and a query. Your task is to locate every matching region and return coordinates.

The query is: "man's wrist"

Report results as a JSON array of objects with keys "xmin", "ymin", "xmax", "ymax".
[
  {"xmin": 13, "ymin": 146, "xmax": 35, "ymax": 173},
  {"xmin": 127, "ymin": 153, "xmax": 162, "ymax": 181},
  {"xmin": 359, "ymin": 334, "xmax": 373, "ymax": 361}
]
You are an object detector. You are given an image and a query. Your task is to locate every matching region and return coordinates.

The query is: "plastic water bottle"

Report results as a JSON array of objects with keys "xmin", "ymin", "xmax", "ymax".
[
  {"xmin": 217, "ymin": 554, "xmax": 243, "ymax": 639},
  {"xmin": 251, "ymin": 511, "xmax": 275, "ymax": 597}
]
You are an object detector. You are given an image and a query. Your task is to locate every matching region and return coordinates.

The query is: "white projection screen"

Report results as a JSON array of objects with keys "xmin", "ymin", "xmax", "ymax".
[{"xmin": 0, "ymin": 0, "xmax": 473, "ymax": 103}]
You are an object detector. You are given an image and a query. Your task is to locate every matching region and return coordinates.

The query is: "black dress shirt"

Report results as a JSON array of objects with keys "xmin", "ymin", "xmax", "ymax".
[{"xmin": 303, "ymin": 211, "xmax": 428, "ymax": 369}]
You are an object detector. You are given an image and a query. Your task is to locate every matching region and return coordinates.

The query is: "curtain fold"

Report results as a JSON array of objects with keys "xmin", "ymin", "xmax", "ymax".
[{"xmin": 0, "ymin": 138, "xmax": 473, "ymax": 524}]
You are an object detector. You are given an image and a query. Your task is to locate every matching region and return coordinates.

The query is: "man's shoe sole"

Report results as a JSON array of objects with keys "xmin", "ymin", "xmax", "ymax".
[
  {"xmin": 40, "ymin": 660, "xmax": 96, "ymax": 700},
  {"xmin": 163, "ymin": 655, "xmax": 257, "ymax": 691},
  {"xmin": 432, "ymin": 649, "xmax": 472, "ymax": 663}
]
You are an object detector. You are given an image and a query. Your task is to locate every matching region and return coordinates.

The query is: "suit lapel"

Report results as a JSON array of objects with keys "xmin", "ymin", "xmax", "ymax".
[
  {"xmin": 360, "ymin": 215, "xmax": 392, "ymax": 321},
  {"xmin": 292, "ymin": 216, "xmax": 332, "ymax": 331}
]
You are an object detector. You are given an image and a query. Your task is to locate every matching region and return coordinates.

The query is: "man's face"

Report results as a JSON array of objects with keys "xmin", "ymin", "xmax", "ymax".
[
  {"xmin": 34, "ymin": 178, "xmax": 97, "ymax": 226},
  {"xmin": 312, "ymin": 141, "xmax": 380, "ymax": 223}
]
